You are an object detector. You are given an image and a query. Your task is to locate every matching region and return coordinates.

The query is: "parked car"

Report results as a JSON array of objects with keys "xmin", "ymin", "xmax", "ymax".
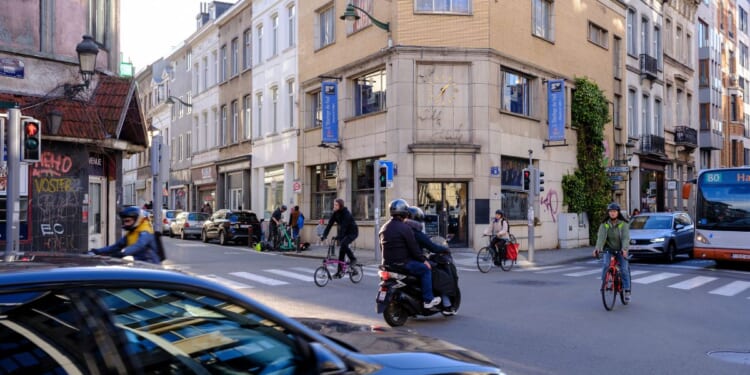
[
  {"xmin": 202, "ymin": 209, "xmax": 261, "ymax": 246},
  {"xmin": 0, "ymin": 253, "xmax": 502, "ymax": 374},
  {"xmin": 629, "ymin": 212, "xmax": 695, "ymax": 263},
  {"xmin": 170, "ymin": 211, "xmax": 209, "ymax": 240},
  {"xmin": 162, "ymin": 209, "xmax": 183, "ymax": 236}
]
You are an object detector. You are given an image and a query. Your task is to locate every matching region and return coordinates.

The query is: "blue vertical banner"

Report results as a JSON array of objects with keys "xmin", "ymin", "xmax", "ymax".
[
  {"xmin": 547, "ymin": 79, "xmax": 565, "ymax": 142},
  {"xmin": 321, "ymin": 81, "xmax": 339, "ymax": 144}
]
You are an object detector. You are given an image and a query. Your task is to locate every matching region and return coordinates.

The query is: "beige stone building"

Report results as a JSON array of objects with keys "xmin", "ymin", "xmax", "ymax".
[{"xmin": 297, "ymin": 0, "xmax": 626, "ymax": 251}]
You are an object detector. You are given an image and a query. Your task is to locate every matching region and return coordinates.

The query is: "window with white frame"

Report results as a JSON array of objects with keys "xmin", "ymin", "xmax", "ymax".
[
  {"xmin": 346, "ymin": 0, "xmax": 373, "ymax": 34},
  {"xmin": 271, "ymin": 86, "xmax": 279, "ymax": 133},
  {"xmin": 309, "ymin": 90, "xmax": 322, "ymax": 129},
  {"xmin": 641, "ymin": 94, "xmax": 650, "ymax": 136},
  {"xmin": 316, "ymin": 5, "xmax": 335, "ymax": 49},
  {"xmin": 185, "ymin": 131, "xmax": 192, "ymax": 158},
  {"xmin": 213, "ymin": 50, "xmax": 218, "ymax": 84},
  {"xmin": 675, "ymin": 26, "xmax": 682, "ymax": 62},
  {"xmin": 501, "ymin": 69, "xmax": 532, "ymax": 116},
  {"xmin": 628, "ymin": 88, "xmax": 637, "ymax": 138},
  {"xmin": 193, "ymin": 63, "xmax": 200, "ymax": 93},
  {"xmin": 288, "ymin": 4, "xmax": 296, "ymax": 47},
  {"xmin": 186, "ymin": 50, "xmax": 192, "ymax": 70},
  {"xmin": 532, "ymin": 0, "xmax": 553, "ymax": 41},
  {"xmin": 415, "ymin": 0, "xmax": 470, "ymax": 13},
  {"xmin": 257, "ymin": 24, "xmax": 264, "ymax": 64},
  {"xmin": 686, "ymin": 34, "xmax": 692, "ymax": 66},
  {"xmin": 613, "ymin": 36, "xmax": 622, "ymax": 79},
  {"xmin": 178, "ymin": 135, "xmax": 184, "ymax": 161},
  {"xmin": 243, "ymin": 94, "xmax": 252, "ymax": 140},
  {"xmin": 627, "ymin": 8, "xmax": 636, "ymax": 55},
  {"xmin": 311, "ymin": 163, "xmax": 337, "ymax": 219},
  {"xmin": 354, "ymin": 69, "xmax": 386, "ymax": 116},
  {"xmin": 640, "ymin": 17, "xmax": 649, "ymax": 56},
  {"xmin": 588, "ymin": 22, "xmax": 608, "ymax": 48},
  {"xmin": 741, "ymin": 7, "xmax": 748, "ymax": 34},
  {"xmin": 243, "ymin": 29, "xmax": 252, "ymax": 69},
  {"xmin": 287, "ymin": 79, "xmax": 295, "ymax": 128},
  {"xmin": 654, "ymin": 98, "xmax": 662, "ymax": 136},
  {"xmin": 202, "ymin": 112, "xmax": 209, "ymax": 150},
  {"xmin": 665, "ymin": 18, "xmax": 672, "ymax": 54},
  {"xmin": 220, "ymin": 45, "xmax": 227, "ymax": 82},
  {"xmin": 613, "ymin": 94, "xmax": 622, "ymax": 130},
  {"xmin": 256, "ymin": 93, "xmax": 263, "ymax": 138},
  {"xmin": 653, "ymin": 26, "xmax": 661, "ymax": 67},
  {"xmin": 351, "ymin": 158, "xmax": 386, "ymax": 220},
  {"xmin": 231, "ymin": 37, "xmax": 239, "ymax": 76},
  {"xmin": 231, "ymin": 100, "xmax": 239, "ymax": 143},
  {"xmin": 220, "ymin": 105, "xmax": 227, "ymax": 146},
  {"xmin": 272, "ymin": 14, "xmax": 279, "ymax": 56},
  {"xmin": 202, "ymin": 56, "xmax": 208, "ymax": 91}
]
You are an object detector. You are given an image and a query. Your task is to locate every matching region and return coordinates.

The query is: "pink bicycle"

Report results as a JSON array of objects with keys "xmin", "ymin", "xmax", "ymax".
[{"xmin": 314, "ymin": 237, "xmax": 363, "ymax": 287}]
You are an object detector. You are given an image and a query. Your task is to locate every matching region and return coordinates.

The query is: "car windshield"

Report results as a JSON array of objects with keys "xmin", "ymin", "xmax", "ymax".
[
  {"xmin": 165, "ymin": 211, "xmax": 180, "ymax": 219},
  {"xmin": 229, "ymin": 212, "xmax": 256, "ymax": 223},
  {"xmin": 630, "ymin": 216, "xmax": 672, "ymax": 230},
  {"xmin": 189, "ymin": 213, "xmax": 209, "ymax": 221}
]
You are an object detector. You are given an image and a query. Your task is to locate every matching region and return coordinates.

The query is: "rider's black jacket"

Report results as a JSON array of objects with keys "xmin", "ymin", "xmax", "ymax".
[
  {"xmin": 380, "ymin": 218, "xmax": 425, "ymax": 265},
  {"xmin": 323, "ymin": 207, "xmax": 359, "ymax": 239},
  {"xmin": 405, "ymin": 219, "xmax": 448, "ymax": 254}
]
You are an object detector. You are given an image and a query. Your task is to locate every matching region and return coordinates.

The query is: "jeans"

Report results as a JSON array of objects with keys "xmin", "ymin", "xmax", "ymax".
[
  {"xmin": 601, "ymin": 251, "xmax": 631, "ymax": 290},
  {"xmin": 404, "ymin": 260, "xmax": 435, "ymax": 303}
]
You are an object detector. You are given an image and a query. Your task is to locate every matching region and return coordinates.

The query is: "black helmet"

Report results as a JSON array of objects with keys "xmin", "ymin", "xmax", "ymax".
[
  {"xmin": 389, "ymin": 199, "xmax": 409, "ymax": 218},
  {"xmin": 495, "ymin": 209, "xmax": 504, "ymax": 216},
  {"xmin": 281, "ymin": 205, "xmax": 288, "ymax": 210},
  {"xmin": 606, "ymin": 202, "xmax": 621, "ymax": 212},
  {"xmin": 119, "ymin": 206, "xmax": 144, "ymax": 231},
  {"xmin": 407, "ymin": 206, "xmax": 425, "ymax": 222}
]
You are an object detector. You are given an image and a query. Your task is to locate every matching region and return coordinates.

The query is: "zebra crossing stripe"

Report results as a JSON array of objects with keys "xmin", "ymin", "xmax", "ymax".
[
  {"xmin": 516, "ymin": 265, "xmax": 565, "ymax": 272},
  {"xmin": 564, "ymin": 269, "xmax": 602, "ymax": 277},
  {"xmin": 668, "ymin": 276, "xmax": 718, "ymax": 290},
  {"xmin": 266, "ymin": 269, "xmax": 313, "ymax": 282},
  {"xmin": 230, "ymin": 271, "xmax": 289, "ymax": 286},
  {"xmin": 709, "ymin": 281, "xmax": 750, "ymax": 296},
  {"xmin": 632, "ymin": 272, "xmax": 680, "ymax": 284},
  {"xmin": 629, "ymin": 270, "xmax": 649, "ymax": 276},
  {"xmin": 199, "ymin": 275, "xmax": 254, "ymax": 289},
  {"xmin": 536, "ymin": 266, "xmax": 585, "ymax": 274}
]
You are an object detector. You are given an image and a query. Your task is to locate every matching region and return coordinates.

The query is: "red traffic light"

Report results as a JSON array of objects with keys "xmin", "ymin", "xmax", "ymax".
[
  {"xmin": 523, "ymin": 170, "xmax": 530, "ymax": 178},
  {"xmin": 25, "ymin": 122, "xmax": 39, "ymax": 136}
]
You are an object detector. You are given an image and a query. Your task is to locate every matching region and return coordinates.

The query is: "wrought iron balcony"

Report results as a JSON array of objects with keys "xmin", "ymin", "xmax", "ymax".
[
  {"xmin": 674, "ymin": 126, "xmax": 698, "ymax": 149},
  {"xmin": 639, "ymin": 54, "xmax": 658, "ymax": 80},
  {"xmin": 640, "ymin": 134, "xmax": 665, "ymax": 155}
]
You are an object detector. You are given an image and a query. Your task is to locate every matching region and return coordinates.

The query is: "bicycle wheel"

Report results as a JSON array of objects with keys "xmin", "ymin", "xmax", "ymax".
[
  {"xmin": 498, "ymin": 248, "xmax": 514, "ymax": 271},
  {"xmin": 601, "ymin": 268, "xmax": 617, "ymax": 311},
  {"xmin": 476, "ymin": 247, "xmax": 493, "ymax": 273},
  {"xmin": 314, "ymin": 266, "xmax": 330, "ymax": 287},
  {"xmin": 349, "ymin": 264, "xmax": 364, "ymax": 283}
]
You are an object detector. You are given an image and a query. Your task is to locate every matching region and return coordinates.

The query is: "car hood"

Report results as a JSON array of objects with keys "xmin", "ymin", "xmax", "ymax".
[
  {"xmin": 296, "ymin": 318, "xmax": 499, "ymax": 370},
  {"xmin": 629, "ymin": 229, "xmax": 673, "ymax": 239}
]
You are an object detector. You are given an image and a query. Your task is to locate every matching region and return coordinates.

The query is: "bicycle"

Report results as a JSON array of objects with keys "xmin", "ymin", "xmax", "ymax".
[
  {"xmin": 272, "ymin": 223, "xmax": 298, "ymax": 251},
  {"xmin": 314, "ymin": 237, "xmax": 363, "ymax": 287},
  {"xmin": 477, "ymin": 234, "xmax": 514, "ymax": 272},
  {"xmin": 597, "ymin": 250, "xmax": 632, "ymax": 311}
]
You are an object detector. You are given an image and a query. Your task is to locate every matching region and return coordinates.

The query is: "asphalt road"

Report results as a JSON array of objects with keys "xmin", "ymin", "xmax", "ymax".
[{"xmin": 162, "ymin": 236, "xmax": 750, "ymax": 375}]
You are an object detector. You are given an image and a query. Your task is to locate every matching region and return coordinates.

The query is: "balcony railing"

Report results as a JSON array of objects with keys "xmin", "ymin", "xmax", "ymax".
[
  {"xmin": 639, "ymin": 54, "xmax": 658, "ymax": 80},
  {"xmin": 640, "ymin": 134, "xmax": 665, "ymax": 155},
  {"xmin": 674, "ymin": 126, "xmax": 698, "ymax": 149}
]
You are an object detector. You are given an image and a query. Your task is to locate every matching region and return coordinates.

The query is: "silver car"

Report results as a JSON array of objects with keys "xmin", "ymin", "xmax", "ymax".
[
  {"xmin": 162, "ymin": 209, "xmax": 183, "ymax": 236},
  {"xmin": 171, "ymin": 211, "xmax": 209, "ymax": 240},
  {"xmin": 628, "ymin": 212, "xmax": 695, "ymax": 263}
]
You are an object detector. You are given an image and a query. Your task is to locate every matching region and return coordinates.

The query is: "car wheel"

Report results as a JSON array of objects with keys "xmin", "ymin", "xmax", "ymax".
[
  {"xmin": 219, "ymin": 231, "xmax": 227, "ymax": 246},
  {"xmin": 665, "ymin": 242, "xmax": 676, "ymax": 263},
  {"xmin": 202, "ymin": 230, "xmax": 209, "ymax": 243}
]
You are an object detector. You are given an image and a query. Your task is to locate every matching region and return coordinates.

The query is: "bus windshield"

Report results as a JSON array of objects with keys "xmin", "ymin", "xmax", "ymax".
[{"xmin": 696, "ymin": 169, "xmax": 750, "ymax": 231}]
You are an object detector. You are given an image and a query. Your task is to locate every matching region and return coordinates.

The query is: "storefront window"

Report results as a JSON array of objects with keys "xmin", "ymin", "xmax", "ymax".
[
  {"xmin": 312, "ymin": 163, "xmax": 337, "ymax": 220},
  {"xmin": 351, "ymin": 158, "xmax": 385, "ymax": 220},
  {"xmin": 264, "ymin": 167, "xmax": 284, "ymax": 219},
  {"xmin": 501, "ymin": 156, "xmax": 528, "ymax": 221}
]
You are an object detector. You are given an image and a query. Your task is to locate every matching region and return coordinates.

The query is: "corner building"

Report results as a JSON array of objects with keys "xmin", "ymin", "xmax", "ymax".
[{"xmin": 298, "ymin": 1, "xmax": 626, "ymax": 250}]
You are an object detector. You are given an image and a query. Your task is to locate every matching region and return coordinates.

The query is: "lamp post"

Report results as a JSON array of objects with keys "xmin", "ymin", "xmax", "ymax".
[
  {"xmin": 340, "ymin": 3, "xmax": 392, "ymax": 47},
  {"xmin": 65, "ymin": 35, "xmax": 99, "ymax": 97}
]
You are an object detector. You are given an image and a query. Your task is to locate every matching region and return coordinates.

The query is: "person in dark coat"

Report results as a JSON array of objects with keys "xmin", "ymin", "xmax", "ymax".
[{"xmin": 321, "ymin": 198, "xmax": 359, "ymax": 277}]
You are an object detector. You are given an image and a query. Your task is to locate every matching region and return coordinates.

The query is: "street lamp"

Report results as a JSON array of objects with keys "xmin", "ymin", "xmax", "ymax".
[
  {"xmin": 65, "ymin": 35, "xmax": 99, "ymax": 97},
  {"xmin": 340, "ymin": 3, "xmax": 390, "ymax": 33},
  {"xmin": 165, "ymin": 96, "xmax": 192, "ymax": 107}
]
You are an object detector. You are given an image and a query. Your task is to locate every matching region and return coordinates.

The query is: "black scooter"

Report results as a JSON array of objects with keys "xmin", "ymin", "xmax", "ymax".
[{"xmin": 376, "ymin": 250, "xmax": 461, "ymax": 327}]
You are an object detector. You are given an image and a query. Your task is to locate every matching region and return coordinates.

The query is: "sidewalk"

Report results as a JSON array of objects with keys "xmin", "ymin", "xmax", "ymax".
[{"xmin": 273, "ymin": 242, "xmax": 595, "ymax": 268}]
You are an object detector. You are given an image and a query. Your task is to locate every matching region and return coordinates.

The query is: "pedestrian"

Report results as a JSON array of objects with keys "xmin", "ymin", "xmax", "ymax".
[
  {"xmin": 269, "ymin": 205, "xmax": 287, "ymax": 249},
  {"xmin": 593, "ymin": 202, "xmax": 632, "ymax": 303},
  {"xmin": 289, "ymin": 206, "xmax": 305, "ymax": 251},
  {"xmin": 90, "ymin": 206, "xmax": 161, "ymax": 264},
  {"xmin": 201, "ymin": 202, "xmax": 213, "ymax": 214},
  {"xmin": 321, "ymin": 198, "xmax": 359, "ymax": 278}
]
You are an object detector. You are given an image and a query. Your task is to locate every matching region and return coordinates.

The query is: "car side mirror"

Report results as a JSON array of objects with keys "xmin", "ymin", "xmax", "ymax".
[
  {"xmin": 309, "ymin": 342, "xmax": 347, "ymax": 373},
  {"xmin": 675, "ymin": 224, "xmax": 684, "ymax": 230}
]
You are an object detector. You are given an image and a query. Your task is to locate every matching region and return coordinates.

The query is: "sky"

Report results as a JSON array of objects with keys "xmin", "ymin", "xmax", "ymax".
[{"xmin": 121, "ymin": 0, "xmax": 231, "ymax": 72}]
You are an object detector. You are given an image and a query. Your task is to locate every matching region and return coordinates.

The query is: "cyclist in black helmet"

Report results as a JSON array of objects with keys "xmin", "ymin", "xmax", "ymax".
[
  {"xmin": 90, "ymin": 206, "xmax": 161, "ymax": 264},
  {"xmin": 593, "ymin": 202, "xmax": 632, "ymax": 303}
]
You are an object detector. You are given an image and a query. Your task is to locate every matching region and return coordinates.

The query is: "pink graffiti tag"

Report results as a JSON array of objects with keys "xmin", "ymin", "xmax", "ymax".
[
  {"xmin": 31, "ymin": 151, "xmax": 74, "ymax": 177},
  {"xmin": 541, "ymin": 189, "xmax": 559, "ymax": 223}
]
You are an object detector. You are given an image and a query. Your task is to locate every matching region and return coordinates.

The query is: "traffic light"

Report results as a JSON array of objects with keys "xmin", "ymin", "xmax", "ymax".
[
  {"xmin": 522, "ymin": 168, "xmax": 531, "ymax": 191},
  {"xmin": 21, "ymin": 118, "xmax": 41, "ymax": 162},
  {"xmin": 379, "ymin": 165, "xmax": 387, "ymax": 188},
  {"xmin": 537, "ymin": 170, "xmax": 545, "ymax": 193}
]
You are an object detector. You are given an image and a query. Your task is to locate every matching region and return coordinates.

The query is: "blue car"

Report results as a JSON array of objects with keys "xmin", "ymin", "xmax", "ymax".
[
  {"xmin": 0, "ymin": 253, "xmax": 502, "ymax": 374},
  {"xmin": 628, "ymin": 212, "xmax": 695, "ymax": 263}
]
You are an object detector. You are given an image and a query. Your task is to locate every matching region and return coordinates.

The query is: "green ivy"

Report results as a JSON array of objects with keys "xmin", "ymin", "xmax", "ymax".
[{"xmin": 563, "ymin": 77, "xmax": 612, "ymax": 244}]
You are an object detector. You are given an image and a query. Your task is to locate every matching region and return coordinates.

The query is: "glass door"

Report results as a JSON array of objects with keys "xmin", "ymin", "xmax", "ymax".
[
  {"xmin": 88, "ymin": 176, "xmax": 106, "ymax": 249},
  {"xmin": 416, "ymin": 181, "xmax": 468, "ymax": 247}
]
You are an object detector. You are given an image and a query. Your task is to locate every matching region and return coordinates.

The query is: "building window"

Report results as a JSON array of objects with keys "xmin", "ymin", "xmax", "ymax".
[
  {"xmin": 243, "ymin": 94, "xmax": 252, "ymax": 140},
  {"xmin": 309, "ymin": 90, "xmax": 322, "ymax": 129},
  {"xmin": 202, "ymin": 56, "xmax": 208, "ymax": 91},
  {"xmin": 257, "ymin": 24, "xmax": 264, "ymax": 64},
  {"xmin": 588, "ymin": 22, "xmax": 608, "ymax": 48},
  {"xmin": 316, "ymin": 5, "xmax": 335, "ymax": 49},
  {"xmin": 220, "ymin": 105, "xmax": 227, "ymax": 146},
  {"xmin": 641, "ymin": 94, "xmax": 650, "ymax": 136},
  {"xmin": 185, "ymin": 131, "xmax": 192, "ymax": 158},
  {"xmin": 231, "ymin": 37, "xmax": 239, "ymax": 76},
  {"xmin": 613, "ymin": 36, "xmax": 622, "ymax": 79},
  {"xmin": 272, "ymin": 14, "xmax": 279, "ymax": 57},
  {"xmin": 741, "ymin": 7, "xmax": 748, "ymax": 34},
  {"xmin": 698, "ymin": 59, "xmax": 709, "ymax": 87},
  {"xmin": 256, "ymin": 93, "xmax": 263, "ymax": 138},
  {"xmin": 613, "ymin": 94, "xmax": 621, "ymax": 130},
  {"xmin": 741, "ymin": 43, "xmax": 748, "ymax": 68},
  {"xmin": 532, "ymin": 0, "xmax": 553, "ymax": 41},
  {"xmin": 193, "ymin": 63, "xmax": 200, "ymax": 93},
  {"xmin": 271, "ymin": 86, "xmax": 279, "ymax": 133},
  {"xmin": 500, "ymin": 156, "xmax": 529, "ymax": 221},
  {"xmin": 501, "ymin": 69, "xmax": 531, "ymax": 116},
  {"xmin": 415, "ymin": 0, "xmax": 470, "ymax": 13},
  {"xmin": 699, "ymin": 20, "xmax": 708, "ymax": 48},
  {"xmin": 628, "ymin": 88, "xmax": 638, "ymax": 138},
  {"xmin": 288, "ymin": 4, "xmax": 296, "ymax": 47},
  {"xmin": 311, "ymin": 163, "xmax": 337, "ymax": 220},
  {"xmin": 731, "ymin": 94, "xmax": 738, "ymax": 121},
  {"xmin": 627, "ymin": 8, "xmax": 636, "ymax": 55},
  {"xmin": 178, "ymin": 135, "xmax": 184, "ymax": 161},
  {"xmin": 220, "ymin": 45, "xmax": 227, "ymax": 82},
  {"xmin": 351, "ymin": 158, "xmax": 385, "ymax": 220},
  {"xmin": 347, "ymin": 0, "xmax": 373, "ymax": 34},
  {"xmin": 89, "ymin": 0, "xmax": 110, "ymax": 46},
  {"xmin": 243, "ymin": 29, "xmax": 252, "ymax": 70},
  {"xmin": 654, "ymin": 98, "xmax": 662, "ymax": 136},
  {"xmin": 287, "ymin": 79, "xmax": 295, "ymax": 129},
  {"xmin": 699, "ymin": 103, "xmax": 709, "ymax": 130},
  {"xmin": 665, "ymin": 18, "xmax": 672, "ymax": 54},
  {"xmin": 653, "ymin": 26, "xmax": 662, "ymax": 68},
  {"xmin": 640, "ymin": 17, "xmax": 649, "ymax": 56},
  {"xmin": 675, "ymin": 26, "xmax": 682, "ymax": 62},
  {"xmin": 355, "ymin": 69, "xmax": 386, "ymax": 116},
  {"xmin": 231, "ymin": 100, "xmax": 239, "ymax": 143}
]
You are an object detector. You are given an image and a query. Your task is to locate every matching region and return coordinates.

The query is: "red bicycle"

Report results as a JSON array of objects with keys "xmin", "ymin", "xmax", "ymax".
[{"xmin": 598, "ymin": 250, "xmax": 631, "ymax": 311}]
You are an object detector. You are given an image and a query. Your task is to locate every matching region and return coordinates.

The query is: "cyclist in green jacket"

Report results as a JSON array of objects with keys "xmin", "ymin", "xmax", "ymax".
[{"xmin": 593, "ymin": 202, "xmax": 632, "ymax": 303}]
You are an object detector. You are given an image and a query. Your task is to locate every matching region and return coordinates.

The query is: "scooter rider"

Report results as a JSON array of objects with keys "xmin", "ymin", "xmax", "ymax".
[
  {"xmin": 380, "ymin": 199, "xmax": 441, "ymax": 309},
  {"xmin": 90, "ymin": 206, "xmax": 161, "ymax": 264}
]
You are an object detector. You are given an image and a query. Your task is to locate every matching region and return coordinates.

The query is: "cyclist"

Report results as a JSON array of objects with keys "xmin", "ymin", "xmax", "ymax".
[
  {"xmin": 269, "ymin": 205, "xmax": 287, "ymax": 248},
  {"xmin": 593, "ymin": 202, "xmax": 632, "ymax": 303},
  {"xmin": 321, "ymin": 198, "xmax": 359, "ymax": 278},
  {"xmin": 90, "ymin": 206, "xmax": 161, "ymax": 264},
  {"xmin": 380, "ymin": 199, "xmax": 441, "ymax": 309},
  {"xmin": 484, "ymin": 209, "xmax": 510, "ymax": 265}
]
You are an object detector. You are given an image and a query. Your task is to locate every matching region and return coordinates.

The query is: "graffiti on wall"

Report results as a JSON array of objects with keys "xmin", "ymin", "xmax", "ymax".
[{"xmin": 540, "ymin": 189, "xmax": 559, "ymax": 223}]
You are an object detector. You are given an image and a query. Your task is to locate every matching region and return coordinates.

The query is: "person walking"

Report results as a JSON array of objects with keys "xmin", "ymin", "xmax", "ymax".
[
  {"xmin": 593, "ymin": 202, "xmax": 632, "ymax": 303},
  {"xmin": 90, "ymin": 206, "xmax": 161, "ymax": 264},
  {"xmin": 321, "ymin": 198, "xmax": 359, "ymax": 278}
]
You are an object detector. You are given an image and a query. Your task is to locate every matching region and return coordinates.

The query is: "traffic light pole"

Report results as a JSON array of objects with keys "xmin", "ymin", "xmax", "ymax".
[
  {"xmin": 4, "ymin": 107, "xmax": 21, "ymax": 261},
  {"xmin": 373, "ymin": 163, "xmax": 381, "ymax": 264},
  {"xmin": 527, "ymin": 150, "xmax": 535, "ymax": 263}
]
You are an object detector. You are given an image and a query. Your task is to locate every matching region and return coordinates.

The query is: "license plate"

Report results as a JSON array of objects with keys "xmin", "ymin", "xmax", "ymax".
[
  {"xmin": 377, "ymin": 291, "xmax": 387, "ymax": 302},
  {"xmin": 240, "ymin": 224, "xmax": 250, "ymax": 229}
]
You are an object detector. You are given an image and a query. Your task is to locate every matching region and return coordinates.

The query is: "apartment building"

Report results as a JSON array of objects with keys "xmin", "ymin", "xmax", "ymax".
[
  {"xmin": 697, "ymin": 0, "xmax": 725, "ymax": 169},
  {"xmin": 298, "ymin": 0, "xmax": 626, "ymax": 250},
  {"xmin": 732, "ymin": 0, "xmax": 750, "ymax": 165}
]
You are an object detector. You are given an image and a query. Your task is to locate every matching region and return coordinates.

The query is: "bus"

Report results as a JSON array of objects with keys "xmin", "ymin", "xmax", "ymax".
[{"xmin": 694, "ymin": 167, "xmax": 750, "ymax": 263}]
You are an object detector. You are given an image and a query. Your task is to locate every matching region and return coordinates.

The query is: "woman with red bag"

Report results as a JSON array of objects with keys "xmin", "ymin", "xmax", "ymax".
[{"xmin": 483, "ymin": 209, "xmax": 510, "ymax": 264}]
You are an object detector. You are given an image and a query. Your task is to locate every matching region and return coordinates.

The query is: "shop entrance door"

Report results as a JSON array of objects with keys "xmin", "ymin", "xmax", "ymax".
[
  {"xmin": 88, "ymin": 176, "xmax": 106, "ymax": 249},
  {"xmin": 416, "ymin": 182, "xmax": 468, "ymax": 247}
]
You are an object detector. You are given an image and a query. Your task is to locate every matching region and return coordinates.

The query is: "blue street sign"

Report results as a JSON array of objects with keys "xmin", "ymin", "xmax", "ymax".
[
  {"xmin": 321, "ymin": 81, "xmax": 338, "ymax": 144},
  {"xmin": 547, "ymin": 79, "xmax": 565, "ymax": 142}
]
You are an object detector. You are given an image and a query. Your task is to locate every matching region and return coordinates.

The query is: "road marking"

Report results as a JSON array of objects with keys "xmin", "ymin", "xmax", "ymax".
[
  {"xmin": 198, "ymin": 274, "xmax": 253, "ymax": 289},
  {"xmin": 265, "ymin": 269, "xmax": 313, "ymax": 282},
  {"xmin": 536, "ymin": 266, "xmax": 585, "ymax": 274},
  {"xmin": 709, "ymin": 281, "xmax": 750, "ymax": 296},
  {"xmin": 632, "ymin": 272, "xmax": 680, "ymax": 284},
  {"xmin": 564, "ymin": 269, "xmax": 602, "ymax": 277},
  {"xmin": 516, "ymin": 265, "xmax": 565, "ymax": 272},
  {"xmin": 629, "ymin": 270, "xmax": 650, "ymax": 276},
  {"xmin": 669, "ymin": 276, "xmax": 718, "ymax": 290},
  {"xmin": 230, "ymin": 271, "xmax": 289, "ymax": 286}
]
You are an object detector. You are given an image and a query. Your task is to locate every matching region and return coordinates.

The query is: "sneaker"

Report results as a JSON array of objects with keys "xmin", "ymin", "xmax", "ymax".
[
  {"xmin": 443, "ymin": 306, "xmax": 457, "ymax": 316},
  {"xmin": 624, "ymin": 290, "xmax": 631, "ymax": 303},
  {"xmin": 423, "ymin": 297, "xmax": 441, "ymax": 309}
]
